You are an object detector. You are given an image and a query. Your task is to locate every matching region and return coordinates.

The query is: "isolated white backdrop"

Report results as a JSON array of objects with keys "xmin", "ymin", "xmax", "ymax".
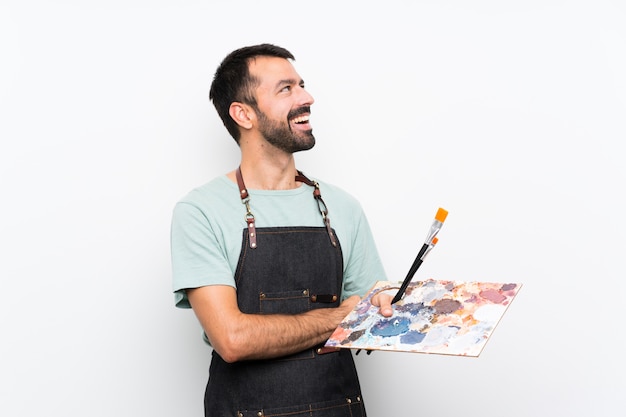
[{"xmin": 1, "ymin": 1, "xmax": 624, "ymax": 416}]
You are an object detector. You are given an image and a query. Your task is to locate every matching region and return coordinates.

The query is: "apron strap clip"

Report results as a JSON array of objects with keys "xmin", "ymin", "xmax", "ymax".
[
  {"xmin": 236, "ymin": 167, "xmax": 257, "ymax": 249},
  {"xmin": 296, "ymin": 171, "xmax": 337, "ymax": 247}
]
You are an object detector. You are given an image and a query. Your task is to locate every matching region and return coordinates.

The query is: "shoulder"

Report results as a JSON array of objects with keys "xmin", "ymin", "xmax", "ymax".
[
  {"xmin": 172, "ymin": 175, "xmax": 241, "ymax": 225},
  {"xmin": 313, "ymin": 177, "xmax": 362, "ymax": 210},
  {"xmin": 305, "ymin": 176, "xmax": 369, "ymax": 234},
  {"xmin": 178, "ymin": 175, "xmax": 237, "ymax": 206}
]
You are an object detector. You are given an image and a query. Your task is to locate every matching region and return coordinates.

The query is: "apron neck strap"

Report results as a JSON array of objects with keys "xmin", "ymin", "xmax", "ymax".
[
  {"xmin": 236, "ymin": 167, "xmax": 257, "ymax": 249},
  {"xmin": 235, "ymin": 167, "xmax": 337, "ymax": 248},
  {"xmin": 295, "ymin": 171, "xmax": 337, "ymax": 247}
]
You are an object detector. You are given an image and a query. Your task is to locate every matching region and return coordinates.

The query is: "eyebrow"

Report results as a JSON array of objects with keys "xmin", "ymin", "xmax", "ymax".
[{"xmin": 276, "ymin": 78, "xmax": 304, "ymax": 90}]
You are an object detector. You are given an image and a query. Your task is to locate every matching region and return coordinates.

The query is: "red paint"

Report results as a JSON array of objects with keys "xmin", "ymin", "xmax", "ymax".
[{"xmin": 479, "ymin": 289, "xmax": 507, "ymax": 303}]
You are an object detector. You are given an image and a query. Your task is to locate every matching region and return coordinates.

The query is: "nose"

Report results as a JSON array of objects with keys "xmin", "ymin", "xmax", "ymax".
[{"xmin": 297, "ymin": 86, "xmax": 315, "ymax": 106}]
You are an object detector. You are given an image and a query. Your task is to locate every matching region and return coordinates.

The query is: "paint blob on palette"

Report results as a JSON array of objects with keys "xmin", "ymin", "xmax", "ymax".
[{"xmin": 325, "ymin": 279, "xmax": 521, "ymax": 357}]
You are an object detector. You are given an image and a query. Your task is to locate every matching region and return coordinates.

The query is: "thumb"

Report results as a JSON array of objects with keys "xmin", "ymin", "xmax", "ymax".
[{"xmin": 372, "ymin": 292, "xmax": 394, "ymax": 317}]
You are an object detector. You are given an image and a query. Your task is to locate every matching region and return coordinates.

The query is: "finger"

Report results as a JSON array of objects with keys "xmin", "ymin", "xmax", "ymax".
[{"xmin": 373, "ymin": 293, "xmax": 394, "ymax": 317}]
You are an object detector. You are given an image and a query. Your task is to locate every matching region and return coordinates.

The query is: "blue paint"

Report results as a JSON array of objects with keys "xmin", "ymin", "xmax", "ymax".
[
  {"xmin": 371, "ymin": 317, "xmax": 411, "ymax": 337},
  {"xmin": 400, "ymin": 330, "xmax": 426, "ymax": 344}
]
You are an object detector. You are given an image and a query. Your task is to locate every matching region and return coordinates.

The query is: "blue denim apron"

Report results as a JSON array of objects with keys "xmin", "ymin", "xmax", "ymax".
[{"xmin": 202, "ymin": 170, "xmax": 366, "ymax": 417}]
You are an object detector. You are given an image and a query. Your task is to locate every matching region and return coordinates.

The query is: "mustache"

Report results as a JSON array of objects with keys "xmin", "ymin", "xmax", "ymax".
[{"xmin": 287, "ymin": 106, "xmax": 311, "ymax": 120}]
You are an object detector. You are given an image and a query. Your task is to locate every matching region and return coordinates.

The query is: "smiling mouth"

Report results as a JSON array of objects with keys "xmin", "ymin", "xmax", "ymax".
[
  {"xmin": 291, "ymin": 115, "xmax": 310, "ymax": 125},
  {"xmin": 289, "ymin": 106, "xmax": 312, "ymax": 127}
]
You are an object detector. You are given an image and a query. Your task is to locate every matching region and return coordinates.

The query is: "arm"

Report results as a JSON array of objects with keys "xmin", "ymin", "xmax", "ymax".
[{"xmin": 187, "ymin": 284, "xmax": 360, "ymax": 363}]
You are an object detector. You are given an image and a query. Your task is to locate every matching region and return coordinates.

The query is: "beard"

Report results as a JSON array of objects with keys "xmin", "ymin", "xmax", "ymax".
[{"xmin": 256, "ymin": 106, "xmax": 316, "ymax": 153}]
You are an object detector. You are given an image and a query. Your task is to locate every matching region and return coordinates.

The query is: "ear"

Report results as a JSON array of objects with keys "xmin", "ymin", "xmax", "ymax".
[{"xmin": 229, "ymin": 102, "xmax": 254, "ymax": 130}]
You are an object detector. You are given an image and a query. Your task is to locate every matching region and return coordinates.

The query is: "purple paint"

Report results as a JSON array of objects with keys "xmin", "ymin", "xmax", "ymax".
[
  {"xmin": 433, "ymin": 299, "xmax": 462, "ymax": 314},
  {"xmin": 396, "ymin": 302, "xmax": 426, "ymax": 313}
]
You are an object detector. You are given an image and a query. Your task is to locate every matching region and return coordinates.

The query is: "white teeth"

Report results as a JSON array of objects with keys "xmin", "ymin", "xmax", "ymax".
[{"xmin": 292, "ymin": 115, "xmax": 309, "ymax": 124}]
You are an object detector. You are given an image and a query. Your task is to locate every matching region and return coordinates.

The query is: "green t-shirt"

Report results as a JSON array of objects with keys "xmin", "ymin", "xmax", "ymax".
[{"xmin": 171, "ymin": 174, "xmax": 387, "ymax": 308}]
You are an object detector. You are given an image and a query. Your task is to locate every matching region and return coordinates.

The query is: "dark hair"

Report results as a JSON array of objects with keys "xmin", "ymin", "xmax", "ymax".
[{"xmin": 209, "ymin": 44, "xmax": 295, "ymax": 143}]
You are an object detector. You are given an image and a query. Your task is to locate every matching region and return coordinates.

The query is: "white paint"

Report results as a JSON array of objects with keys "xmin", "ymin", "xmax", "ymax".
[
  {"xmin": 473, "ymin": 304, "xmax": 507, "ymax": 322},
  {"xmin": 2, "ymin": 1, "xmax": 624, "ymax": 416}
]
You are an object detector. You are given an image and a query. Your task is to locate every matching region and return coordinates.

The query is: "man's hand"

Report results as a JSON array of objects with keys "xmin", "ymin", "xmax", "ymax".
[
  {"xmin": 339, "ymin": 294, "xmax": 361, "ymax": 314},
  {"xmin": 371, "ymin": 291, "xmax": 394, "ymax": 317}
]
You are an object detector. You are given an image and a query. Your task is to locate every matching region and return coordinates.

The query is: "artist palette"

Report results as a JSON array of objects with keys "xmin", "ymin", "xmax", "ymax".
[{"xmin": 325, "ymin": 279, "xmax": 521, "ymax": 357}]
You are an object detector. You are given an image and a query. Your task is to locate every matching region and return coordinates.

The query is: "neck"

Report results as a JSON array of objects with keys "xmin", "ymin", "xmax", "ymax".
[
  {"xmin": 229, "ymin": 131, "xmax": 306, "ymax": 190},
  {"xmin": 232, "ymin": 155, "xmax": 299, "ymax": 191}
]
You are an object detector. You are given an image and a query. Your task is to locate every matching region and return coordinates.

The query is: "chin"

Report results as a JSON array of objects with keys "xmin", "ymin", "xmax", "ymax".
[{"xmin": 295, "ymin": 137, "xmax": 315, "ymax": 153}]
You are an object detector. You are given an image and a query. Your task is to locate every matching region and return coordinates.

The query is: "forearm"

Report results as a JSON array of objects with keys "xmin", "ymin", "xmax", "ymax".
[
  {"xmin": 188, "ymin": 286, "xmax": 359, "ymax": 363},
  {"xmin": 223, "ymin": 307, "xmax": 348, "ymax": 362}
]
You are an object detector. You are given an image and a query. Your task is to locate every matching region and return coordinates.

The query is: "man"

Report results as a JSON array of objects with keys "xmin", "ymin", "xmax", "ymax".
[{"xmin": 171, "ymin": 44, "xmax": 392, "ymax": 417}]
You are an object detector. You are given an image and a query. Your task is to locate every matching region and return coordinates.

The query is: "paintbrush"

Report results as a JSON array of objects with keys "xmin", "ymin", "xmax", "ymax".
[{"xmin": 391, "ymin": 208, "xmax": 448, "ymax": 305}]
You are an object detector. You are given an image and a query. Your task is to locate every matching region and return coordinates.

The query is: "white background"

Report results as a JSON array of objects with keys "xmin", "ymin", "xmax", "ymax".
[{"xmin": 1, "ymin": 1, "xmax": 624, "ymax": 416}]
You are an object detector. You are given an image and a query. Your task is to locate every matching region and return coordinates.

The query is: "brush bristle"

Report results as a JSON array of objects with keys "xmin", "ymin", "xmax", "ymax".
[{"xmin": 435, "ymin": 208, "xmax": 448, "ymax": 223}]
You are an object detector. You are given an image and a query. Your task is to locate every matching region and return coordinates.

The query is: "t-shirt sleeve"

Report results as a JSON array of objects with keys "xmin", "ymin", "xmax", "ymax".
[
  {"xmin": 340, "ymin": 207, "xmax": 387, "ymax": 299},
  {"xmin": 170, "ymin": 201, "xmax": 236, "ymax": 308}
]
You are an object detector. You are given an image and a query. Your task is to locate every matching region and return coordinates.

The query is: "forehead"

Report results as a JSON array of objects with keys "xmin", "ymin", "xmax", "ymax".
[{"xmin": 248, "ymin": 56, "xmax": 301, "ymax": 88}]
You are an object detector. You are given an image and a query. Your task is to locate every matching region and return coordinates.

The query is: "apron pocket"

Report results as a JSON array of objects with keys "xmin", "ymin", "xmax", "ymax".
[{"xmin": 259, "ymin": 289, "xmax": 311, "ymax": 314}]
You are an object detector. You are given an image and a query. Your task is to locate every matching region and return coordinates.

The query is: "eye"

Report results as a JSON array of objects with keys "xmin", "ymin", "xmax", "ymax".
[{"xmin": 280, "ymin": 85, "xmax": 291, "ymax": 92}]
